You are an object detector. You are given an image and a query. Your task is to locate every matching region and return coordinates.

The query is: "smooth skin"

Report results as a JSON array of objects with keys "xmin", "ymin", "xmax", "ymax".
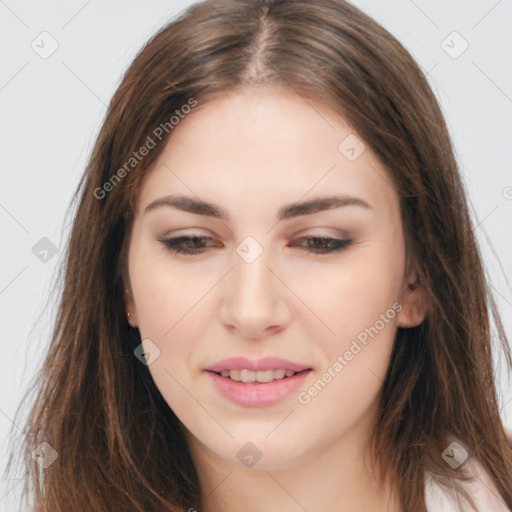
[{"xmin": 124, "ymin": 86, "xmax": 428, "ymax": 512}]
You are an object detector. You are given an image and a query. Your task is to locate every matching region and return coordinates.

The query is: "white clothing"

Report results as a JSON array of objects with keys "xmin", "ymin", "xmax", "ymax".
[{"xmin": 425, "ymin": 456, "xmax": 509, "ymax": 511}]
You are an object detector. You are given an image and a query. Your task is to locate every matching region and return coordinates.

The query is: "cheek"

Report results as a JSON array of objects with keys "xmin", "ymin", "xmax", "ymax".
[
  {"xmin": 129, "ymin": 240, "xmax": 210, "ymax": 336},
  {"xmin": 292, "ymin": 248, "xmax": 404, "ymax": 348},
  {"xmin": 290, "ymin": 247, "xmax": 404, "ymax": 421},
  {"xmin": 128, "ymin": 251, "xmax": 215, "ymax": 420},
  {"xmin": 293, "ymin": 260, "xmax": 403, "ymax": 437}
]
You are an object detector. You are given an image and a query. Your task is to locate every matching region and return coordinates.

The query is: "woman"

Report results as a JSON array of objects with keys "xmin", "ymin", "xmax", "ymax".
[{"xmin": 5, "ymin": 0, "xmax": 512, "ymax": 510}]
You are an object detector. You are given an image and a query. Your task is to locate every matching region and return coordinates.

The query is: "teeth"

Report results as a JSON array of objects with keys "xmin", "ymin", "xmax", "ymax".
[
  {"xmin": 273, "ymin": 369, "xmax": 286, "ymax": 380},
  {"xmin": 219, "ymin": 368, "xmax": 298, "ymax": 382},
  {"xmin": 240, "ymin": 370, "xmax": 256, "ymax": 383}
]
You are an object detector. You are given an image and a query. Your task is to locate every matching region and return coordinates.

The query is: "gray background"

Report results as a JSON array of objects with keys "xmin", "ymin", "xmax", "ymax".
[{"xmin": 1, "ymin": 0, "xmax": 511, "ymax": 509}]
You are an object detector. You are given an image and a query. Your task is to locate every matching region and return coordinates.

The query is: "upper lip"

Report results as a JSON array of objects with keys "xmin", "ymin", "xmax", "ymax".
[{"xmin": 205, "ymin": 356, "xmax": 312, "ymax": 373}]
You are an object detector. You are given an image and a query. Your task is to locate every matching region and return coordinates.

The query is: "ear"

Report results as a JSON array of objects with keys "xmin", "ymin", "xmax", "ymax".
[
  {"xmin": 123, "ymin": 288, "xmax": 139, "ymax": 328},
  {"xmin": 397, "ymin": 270, "xmax": 428, "ymax": 328}
]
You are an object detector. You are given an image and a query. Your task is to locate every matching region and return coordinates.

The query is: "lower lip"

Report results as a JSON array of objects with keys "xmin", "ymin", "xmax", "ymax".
[{"xmin": 206, "ymin": 370, "xmax": 311, "ymax": 407}]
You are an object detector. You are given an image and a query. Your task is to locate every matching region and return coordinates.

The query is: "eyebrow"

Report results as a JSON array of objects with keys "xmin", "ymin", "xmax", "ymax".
[{"xmin": 143, "ymin": 194, "xmax": 372, "ymax": 221}]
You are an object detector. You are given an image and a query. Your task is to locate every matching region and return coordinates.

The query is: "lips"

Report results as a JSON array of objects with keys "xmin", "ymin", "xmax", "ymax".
[{"xmin": 204, "ymin": 356, "xmax": 313, "ymax": 406}]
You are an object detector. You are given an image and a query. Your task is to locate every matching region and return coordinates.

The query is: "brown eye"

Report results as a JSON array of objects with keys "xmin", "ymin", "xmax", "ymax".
[
  {"xmin": 157, "ymin": 235, "xmax": 221, "ymax": 255},
  {"xmin": 290, "ymin": 236, "xmax": 353, "ymax": 254}
]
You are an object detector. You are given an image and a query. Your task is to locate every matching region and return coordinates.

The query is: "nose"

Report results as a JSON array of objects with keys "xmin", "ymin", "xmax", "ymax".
[{"xmin": 218, "ymin": 245, "xmax": 291, "ymax": 339}]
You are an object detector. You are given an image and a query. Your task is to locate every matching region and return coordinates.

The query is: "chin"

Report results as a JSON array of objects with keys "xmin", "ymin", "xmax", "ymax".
[{"xmin": 208, "ymin": 434, "xmax": 314, "ymax": 471}]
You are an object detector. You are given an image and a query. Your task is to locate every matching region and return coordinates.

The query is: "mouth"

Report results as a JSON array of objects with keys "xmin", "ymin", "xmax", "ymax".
[
  {"xmin": 205, "ymin": 367, "xmax": 313, "ymax": 407},
  {"xmin": 204, "ymin": 356, "xmax": 313, "ymax": 406}
]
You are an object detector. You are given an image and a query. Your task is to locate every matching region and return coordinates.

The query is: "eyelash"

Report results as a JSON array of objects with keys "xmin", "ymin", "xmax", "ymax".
[{"xmin": 157, "ymin": 235, "xmax": 353, "ymax": 255}]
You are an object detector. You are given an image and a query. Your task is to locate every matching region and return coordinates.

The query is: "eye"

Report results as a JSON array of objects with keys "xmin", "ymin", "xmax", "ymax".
[
  {"xmin": 290, "ymin": 236, "xmax": 353, "ymax": 254},
  {"xmin": 157, "ymin": 235, "xmax": 221, "ymax": 255},
  {"xmin": 157, "ymin": 234, "xmax": 352, "ymax": 255}
]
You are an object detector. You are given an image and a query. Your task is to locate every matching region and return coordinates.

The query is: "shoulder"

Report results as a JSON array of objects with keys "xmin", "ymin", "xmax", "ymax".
[{"xmin": 425, "ymin": 452, "xmax": 510, "ymax": 512}]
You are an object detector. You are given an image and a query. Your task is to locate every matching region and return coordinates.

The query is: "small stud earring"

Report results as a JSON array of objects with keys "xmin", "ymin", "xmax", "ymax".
[{"xmin": 127, "ymin": 311, "xmax": 132, "ymax": 318}]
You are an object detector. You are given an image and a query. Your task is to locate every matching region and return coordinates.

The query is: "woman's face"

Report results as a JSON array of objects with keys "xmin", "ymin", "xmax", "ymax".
[{"xmin": 124, "ymin": 86, "xmax": 426, "ymax": 470}]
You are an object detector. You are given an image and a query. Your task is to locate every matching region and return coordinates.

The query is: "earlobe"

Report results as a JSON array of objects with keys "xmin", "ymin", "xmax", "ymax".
[
  {"xmin": 397, "ymin": 271, "xmax": 428, "ymax": 328},
  {"xmin": 123, "ymin": 289, "xmax": 138, "ymax": 327}
]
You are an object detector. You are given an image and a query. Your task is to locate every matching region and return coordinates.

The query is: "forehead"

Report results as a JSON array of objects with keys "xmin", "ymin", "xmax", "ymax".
[{"xmin": 135, "ymin": 87, "xmax": 398, "ymax": 219}]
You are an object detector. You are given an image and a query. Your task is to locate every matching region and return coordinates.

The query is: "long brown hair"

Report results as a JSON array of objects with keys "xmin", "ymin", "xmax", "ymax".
[{"xmin": 5, "ymin": 0, "xmax": 512, "ymax": 510}]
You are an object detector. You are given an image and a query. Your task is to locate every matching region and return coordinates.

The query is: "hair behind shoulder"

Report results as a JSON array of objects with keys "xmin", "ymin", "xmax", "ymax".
[{"xmin": 4, "ymin": 0, "xmax": 512, "ymax": 511}]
